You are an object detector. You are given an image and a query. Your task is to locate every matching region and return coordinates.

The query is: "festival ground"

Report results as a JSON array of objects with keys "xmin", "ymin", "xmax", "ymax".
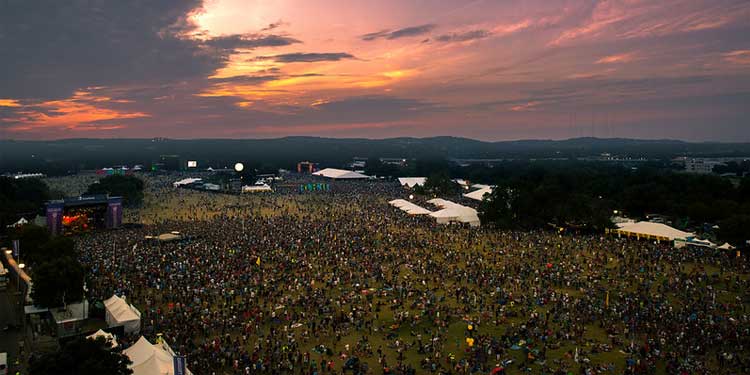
[{"xmin": 48, "ymin": 174, "xmax": 750, "ymax": 374}]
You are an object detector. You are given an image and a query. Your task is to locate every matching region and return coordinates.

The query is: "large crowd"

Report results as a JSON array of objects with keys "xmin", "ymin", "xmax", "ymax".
[{"xmin": 69, "ymin": 173, "xmax": 749, "ymax": 374}]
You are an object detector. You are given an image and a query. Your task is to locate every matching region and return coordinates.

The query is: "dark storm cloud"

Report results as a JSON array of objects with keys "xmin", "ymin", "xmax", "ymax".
[
  {"xmin": 203, "ymin": 34, "xmax": 300, "ymax": 51},
  {"xmin": 361, "ymin": 24, "xmax": 436, "ymax": 41},
  {"xmin": 435, "ymin": 30, "xmax": 491, "ymax": 42},
  {"xmin": 0, "ymin": 1, "xmax": 295, "ymax": 100},
  {"xmin": 255, "ymin": 52, "xmax": 355, "ymax": 63}
]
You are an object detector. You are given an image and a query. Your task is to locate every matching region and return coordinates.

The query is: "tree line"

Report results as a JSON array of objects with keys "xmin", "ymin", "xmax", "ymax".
[{"xmin": 477, "ymin": 162, "xmax": 750, "ymax": 246}]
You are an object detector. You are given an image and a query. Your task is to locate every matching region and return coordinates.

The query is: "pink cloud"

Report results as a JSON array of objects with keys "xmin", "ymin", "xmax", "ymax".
[
  {"xmin": 723, "ymin": 50, "xmax": 750, "ymax": 65},
  {"xmin": 596, "ymin": 52, "xmax": 636, "ymax": 64}
]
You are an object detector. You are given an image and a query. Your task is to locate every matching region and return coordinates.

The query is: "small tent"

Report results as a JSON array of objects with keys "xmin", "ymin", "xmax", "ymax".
[
  {"xmin": 104, "ymin": 295, "xmax": 141, "ymax": 335},
  {"xmin": 123, "ymin": 336, "xmax": 192, "ymax": 375},
  {"xmin": 397, "ymin": 177, "xmax": 426, "ymax": 188},
  {"xmin": 87, "ymin": 329, "xmax": 119, "ymax": 348}
]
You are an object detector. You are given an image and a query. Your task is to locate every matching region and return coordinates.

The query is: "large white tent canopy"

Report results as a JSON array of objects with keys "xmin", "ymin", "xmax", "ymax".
[
  {"xmin": 124, "ymin": 336, "xmax": 192, "ymax": 375},
  {"xmin": 173, "ymin": 178, "xmax": 202, "ymax": 187},
  {"xmin": 397, "ymin": 177, "xmax": 426, "ymax": 188},
  {"xmin": 104, "ymin": 295, "xmax": 141, "ymax": 335},
  {"xmin": 614, "ymin": 221, "xmax": 694, "ymax": 241},
  {"xmin": 313, "ymin": 168, "xmax": 369, "ymax": 179},
  {"xmin": 388, "ymin": 199, "xmax": 432, "ymax": 215}
]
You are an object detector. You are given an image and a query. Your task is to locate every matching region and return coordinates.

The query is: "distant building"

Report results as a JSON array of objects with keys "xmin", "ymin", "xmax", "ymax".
[{"xmin": 684, "ymin": 159, "xmax": 725, "ymax": 174}]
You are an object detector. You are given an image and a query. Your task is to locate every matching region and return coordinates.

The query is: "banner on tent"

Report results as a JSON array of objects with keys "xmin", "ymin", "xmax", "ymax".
[{"xmin": 174, "ymin": 356, "xmax": 186, "ymax": 375}]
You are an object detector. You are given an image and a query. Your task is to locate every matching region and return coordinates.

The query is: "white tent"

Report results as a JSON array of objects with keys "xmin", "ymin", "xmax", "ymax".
[
  {"xmin": 6, "ymin": 217, "xmax": 29, "ymax": 228},
  {"xmin": 464, "ymin": 186, "xmax": 493, "ymax": 201},
  {"xmin": 398, "ymin": 177, "xmax": 426, "ymax": 188},
  {"xmin": 312, "ymin": 168, "xmax": 369, "ymax": 179},
  {"xmin": 426, "ymin": 199, "xmax": 481, "ymax": 227},
  {"xmin": 87, "ymin": 329, "xmax": 119, "ymax": 348},
  {"xmin": 242, "ymin": 184, "xmax": 273, "ymax": 193},
  {"xmin": 172, "ymin": 178, "xmax": 202, "ymax": 187},
  {"xmin": 124, "ymin": 336, "xmax": 192, "ymax": 375},
  {"xmin": 104, "ymin": 295, "xmax": 141, "ymax": 335},
  {"xmin": 614, "ymin": 221, "xmax": 694, "ymax": 241},
  {"xmin": 388, "ymin": 199, "xmax": 432, "ymax": 215},
  {"xmin": 718, "ymin": 242, "xmax": 735, "ymax": 250}
]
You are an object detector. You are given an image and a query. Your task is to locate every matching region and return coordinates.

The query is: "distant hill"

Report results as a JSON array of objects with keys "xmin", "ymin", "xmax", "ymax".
[{"xmin": 2, "ymin": 136, "xmax": 749, "ymax": 175}]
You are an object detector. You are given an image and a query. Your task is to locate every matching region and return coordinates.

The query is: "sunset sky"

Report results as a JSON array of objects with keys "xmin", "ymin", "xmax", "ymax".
[{"xmin": 1, "ymin": 0, "xmax": 749, "ymax": 141}]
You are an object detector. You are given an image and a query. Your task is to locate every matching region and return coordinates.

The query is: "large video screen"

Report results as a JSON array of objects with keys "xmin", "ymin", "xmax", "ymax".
[{"xmin": 187, "ymin": 160, "xmax": 197, "ymax": 168}]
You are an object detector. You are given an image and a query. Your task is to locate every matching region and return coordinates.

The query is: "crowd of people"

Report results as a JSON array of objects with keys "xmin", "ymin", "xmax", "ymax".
[{"xmin": 71, "ymin": 173, "xmax": 749, "ymax": 374}]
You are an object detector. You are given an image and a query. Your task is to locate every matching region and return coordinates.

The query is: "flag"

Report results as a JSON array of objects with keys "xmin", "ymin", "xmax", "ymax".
[
  {"xmin": 605, "ymin": 291, "xmax": 609, "ymax": 308},
  {"xmin": 173, "ymin": 356, "xmax": 186, "ymax": 375}
]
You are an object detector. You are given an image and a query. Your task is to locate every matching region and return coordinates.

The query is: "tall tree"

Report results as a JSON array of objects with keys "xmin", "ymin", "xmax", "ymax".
[
  {"xmin": 30, "ymin": 256, "xmax": 84, "ymax": 308},
  {"xmin": 85, "ymin": 175, "xmax": 144, "ymax": 206},
  {"xmin": 29, "ymin": 336, "xmax": 132, "ymax": 375}
]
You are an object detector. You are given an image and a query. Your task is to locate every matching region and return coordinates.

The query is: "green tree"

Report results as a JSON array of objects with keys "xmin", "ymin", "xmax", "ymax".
[
  {"xmin": 423, "ymin": 171, "xmax": 459, "ymax": 196},
  {"xmin": 29, "ymin": 336, "xmax": 132, "ymax": 375},
  {"xmin": 0, "ymin": 177, "xmax": 50, "ymax": 232},
  {"xmin": 718, "ymin": 214, "xmax": 750, "ymax": 247},
  {"xmin": 30, "ymin": 256, "xmax": 84, "ymax": 308},
  {"xmin": 86, "ymin": 175, "xmax": 144, "ymax": 206}
]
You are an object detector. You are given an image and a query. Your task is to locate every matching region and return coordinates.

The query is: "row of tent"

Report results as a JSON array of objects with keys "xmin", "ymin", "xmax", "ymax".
[
  {"xmin": 389, "ymin": 198, "xmax": 481, "ymax": 227},
  {"xmin": 101, "ymin": 295, "xmax": 192, "ymax": 374},
  {"xmin": 87, "ymin": 330, "xmax": 192, "ymax": 375},
  {"xmin": 397, "ymin": 177, "xmax": 495, "ymax": 202}
]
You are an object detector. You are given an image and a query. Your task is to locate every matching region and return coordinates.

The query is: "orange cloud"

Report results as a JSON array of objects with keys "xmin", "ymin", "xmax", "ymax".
[
  {"xmin": 596, "ymin": 52, "xmax": 636, "ymax": 64},
  {"xmin": 5, "ymin": 91, "xmax": 148, "ymax": 132},
  {"xmin": 0, "ymin": 99, "xmax": 21, "ymax": 107}
]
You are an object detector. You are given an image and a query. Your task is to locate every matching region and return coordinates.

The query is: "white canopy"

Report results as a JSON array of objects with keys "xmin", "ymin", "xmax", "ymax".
[
  {"xmin": 242, "ymin": 184, "xmax": 273, "ymax": 193},
  {"xmin": 397, "ymin": 177, "xmax": 426, "ymax": 188},
  {"xmin": 464, "ymin": 186, "xmax": 493, "ymax": 201},
  {"xmin": 87, "ymin": 329, "xmax": 119, "ymax": 348},
  {"xmin": 6, "ymin": 217, "xmax": 29, "ymax": 228},
  {"xmin": 614, "ymin": 221, "xmax": 694, "ymax": 241},
  {"xmin": 312, "ymin": 168, "xmax": 369, "ymax": 179},
  {"xmin": 104, "ymin": 295, "xmax": 141, "ymax": 334},
  {"xmin": 427, "ymin": 199, "xmax": 481, "ymax": 227},
  {"xmin": 388, "ymin": 199, "xmax": 432, "ymax": 215},
  {"xmin": 718, "ymin": 242, "xmax": 735, "ymax": 250},
  {"xmin": 124, "ymin": 336, "xmax": 192, "ymax": 375},
  {"xmin": 173, "ymin": 178, "xmax": 202, "ymax": 187}
]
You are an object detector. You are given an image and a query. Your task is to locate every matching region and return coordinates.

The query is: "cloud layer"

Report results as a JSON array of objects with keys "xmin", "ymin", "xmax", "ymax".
[{"xmin": 1, "ymin": 0, "xmax": 749, "ymax": 141}]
